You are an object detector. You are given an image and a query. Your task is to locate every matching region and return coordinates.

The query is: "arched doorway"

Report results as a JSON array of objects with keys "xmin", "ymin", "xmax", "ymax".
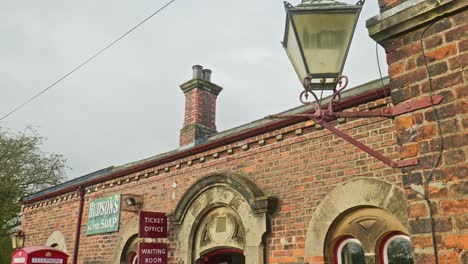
[
  {"xmin": 193, "ymin": 207, "xmax": 245, "ymax": 263},
  {"xmin": 169, "ymin": 173, "xmax": 277, "ymax": 264},
  {"xmin": 198, "ymin": 249, "xmax": 245, "ymax": 264}
]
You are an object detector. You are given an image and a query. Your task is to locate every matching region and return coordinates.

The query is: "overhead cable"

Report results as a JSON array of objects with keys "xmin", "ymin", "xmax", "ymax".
[{"xmin": 0, "ymin": 0, "xmax": 177, "ymax": 122}]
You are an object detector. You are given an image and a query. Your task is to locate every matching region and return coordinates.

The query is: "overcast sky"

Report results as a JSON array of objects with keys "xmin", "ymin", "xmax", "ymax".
[{"xmin": 0, "ymin": 0, "xmax": 387, "ymax": 180}]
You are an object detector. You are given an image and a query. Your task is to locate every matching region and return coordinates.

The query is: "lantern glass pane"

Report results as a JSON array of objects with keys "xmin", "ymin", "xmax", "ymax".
[
  {"xmin": 11, "ymin": 237, "xmax": 17, "ymax": 249},
  {"xmin": 292, "ymin": 11, "xmax": 358, "ymax": 76},
  {"xmin": 17, "ymin": 236, "xmax": 24, "ymax": 248},
  {"xmin": 284, "ymin": 20, "xmax": 308, "ymax": 82}
]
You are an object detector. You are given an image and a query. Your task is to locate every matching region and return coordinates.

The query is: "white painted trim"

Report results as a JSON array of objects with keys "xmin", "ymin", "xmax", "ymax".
[
  {"xmin": 382, "ymin": 234, "xmax": 411, "ymax": 264},
  {"xmin": 336, "ymin": 238, "xmax": 363, "ymax": 264}
]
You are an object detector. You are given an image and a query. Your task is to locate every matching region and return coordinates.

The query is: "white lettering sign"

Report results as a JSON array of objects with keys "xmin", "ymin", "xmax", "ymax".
[
  {"xmin": 141, "ymin": 248, "xmax": 166, "ymax": 254},
  {"xmin": 13, "ymin": 257, "xmax": 26, "ymax": 263},
  {"xmin": 145, "ymin": 258, "xmax": 163, "ymax": 263},
  {"xmin": 88, "ymin": 195, "xmax": 120, "ymax": 218},
  {"xmin": 31, "ymin": 257, "xmax": 64, "ymax": 263},
  {"xmin": 87, "ymin": 194, "xmax": 121, "ymax": 235}
]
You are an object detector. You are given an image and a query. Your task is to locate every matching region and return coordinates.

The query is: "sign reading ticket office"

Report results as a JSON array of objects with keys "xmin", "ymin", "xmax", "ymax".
[{"xmin": 86, "ymin": 194, "xmax": 121, "ymax": 235}]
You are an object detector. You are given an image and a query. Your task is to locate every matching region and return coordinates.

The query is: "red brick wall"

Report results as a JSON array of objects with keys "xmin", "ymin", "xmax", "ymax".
[
  {"xmin": 182, "ymin": 88, "xmax": 217, "ymax": 129},
  {"xmin": 22, "ymin": 198, "xmax": 78, "ymax": 256},
  {"xmin": 379, "ymin": 4, "xmax": 467, "ymax": 264},
  {"xmin": 180, "ymin": 86, "xmax": 218, "ymax": 147},
  {"xmin": 22, "ymin": 96, "xmax": 403, "ymax": 264}
]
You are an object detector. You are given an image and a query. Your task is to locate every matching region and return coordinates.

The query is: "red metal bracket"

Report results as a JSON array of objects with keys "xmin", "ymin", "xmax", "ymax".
[
  {"xmin": 390, "ymin": 95, "xmax": 443, "ymax": 116},
  {"xmin": 270, "ymin": 76, "xmax": 444, "ymax": 168},
  {"xmin": 312, "ymin": 118, "xmax": 418, "ymax": 168},
  {"xmin": 328, "ymin": 95, "xmax": 443, "ymax": 119}
]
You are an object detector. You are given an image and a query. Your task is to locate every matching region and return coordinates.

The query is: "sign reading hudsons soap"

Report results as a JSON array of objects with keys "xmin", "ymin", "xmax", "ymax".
[{"xmin": 86, "ymin": 194, "xmax": 121, "ymax": 235}]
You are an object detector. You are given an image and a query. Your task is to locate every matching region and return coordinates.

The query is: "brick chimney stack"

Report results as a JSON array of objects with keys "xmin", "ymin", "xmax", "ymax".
[{"xmin": 179, "ymin": 65, "xmax": 223, "ymax": 147}]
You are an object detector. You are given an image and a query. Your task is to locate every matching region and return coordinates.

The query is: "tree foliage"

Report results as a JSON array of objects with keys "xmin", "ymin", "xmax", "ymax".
[{"xmin": 0, "ymin": 128, "xmax": 66, "ymax": 237}]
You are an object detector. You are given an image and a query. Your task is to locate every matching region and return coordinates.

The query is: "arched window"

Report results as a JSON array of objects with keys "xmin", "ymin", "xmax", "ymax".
[
  {"xmin": 334, "ymin": 237, "xmax": 366, "ymax": 264},
  {"xmin": 120, "ymin": 234, "xmax": 141, "ymax": 264},
  {"xmin": 380, "ymin": 234, "xmax": 414, "ymax": 264},
  {"xmin": 324, "ymin": 207, "xmax": 412, "ymax": 263}
]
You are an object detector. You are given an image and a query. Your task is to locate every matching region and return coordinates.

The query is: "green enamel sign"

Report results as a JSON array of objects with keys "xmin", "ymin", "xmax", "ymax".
[{"xmin": 86, "ymin": 194, "xmax": 121, "ymax": 235}]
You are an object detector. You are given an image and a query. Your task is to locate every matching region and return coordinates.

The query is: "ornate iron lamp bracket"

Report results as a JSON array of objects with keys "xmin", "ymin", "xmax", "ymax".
[{"xmin": 270, "ymin": 76, "xmax": 444, "ymax": 168}]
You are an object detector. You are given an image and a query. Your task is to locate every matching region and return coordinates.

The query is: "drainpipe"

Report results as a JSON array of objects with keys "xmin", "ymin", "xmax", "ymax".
[{"xmin": 72, "ymin": 187, "xmax": 85, "ymax": 264}]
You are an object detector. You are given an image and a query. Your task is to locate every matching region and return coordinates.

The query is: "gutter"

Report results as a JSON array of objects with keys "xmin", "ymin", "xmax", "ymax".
[
  {"xmin": 72, "ymin": 187, "xmax": 84, "ymax": 264},
  {"xmin": 22, "ymin": 86, "xmax": 389, "ymax": 205}
]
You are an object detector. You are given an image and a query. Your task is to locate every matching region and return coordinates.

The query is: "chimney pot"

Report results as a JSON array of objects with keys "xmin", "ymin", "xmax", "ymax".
[
  {"xmin": 202, "ymin": 69, "xmax": 212, "ymax": 82},
  {"xmin": 192, "ymin": 65, "xmax": 203, "ymax": 79}
]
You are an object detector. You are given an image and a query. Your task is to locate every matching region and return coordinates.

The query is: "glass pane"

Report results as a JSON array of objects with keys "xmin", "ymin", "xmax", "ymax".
[
  {"xmin": 284, "ymin": 19, "xmax": 308, "ymax": 82},
  {"xmin": 387, "ymin": 237, "xmax": 414, "ymax": 264},
  {"xmin": 292, "ymin": 12, "xmax": 358, "ymax": 76},
  {"xmin": 341, "ymin": 241, "xmax": 366, "ymax": 264}
]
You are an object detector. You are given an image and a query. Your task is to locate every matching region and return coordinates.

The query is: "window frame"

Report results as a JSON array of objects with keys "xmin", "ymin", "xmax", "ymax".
[
  {"xmin": 129, "ymin": 252, "xmax": 137, "ymax": 264},
  {"xmin": 379, "ymin": 233, "xmax": 413, "ymax": 264},
  {"xmin": 334, "ymin": 236, "xmax": 365, "ymax": 264}
]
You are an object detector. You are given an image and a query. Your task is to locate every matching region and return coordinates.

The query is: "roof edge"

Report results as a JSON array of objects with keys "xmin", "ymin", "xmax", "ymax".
[{"xmin": 22, "ymin": 78, "xmax": 390, "ymax": 205}]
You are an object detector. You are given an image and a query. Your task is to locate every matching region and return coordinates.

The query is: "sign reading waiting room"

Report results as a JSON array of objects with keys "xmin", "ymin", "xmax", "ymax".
[
  {"xmin": 86, "ymin": 194, "xmax": 121, "ymax": 235},
  {"xmin": 138, "ymin": 243, "xmax": 167, "ymax": 264}
]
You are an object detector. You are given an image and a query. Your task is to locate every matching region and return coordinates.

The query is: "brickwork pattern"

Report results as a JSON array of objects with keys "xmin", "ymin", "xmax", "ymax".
[
  {"xmin": 180, "ymin": 86, "xmax": 218, "ymax": 147},
  {"xmin": 182, "ymin": 88, "xmax": 217, "ymax": 129},
  {"xmin": 381, "ymin": 5, "xmax": 467, "ymax": 264},
  {"xmin": 22, "ymin": 97, "xmax": 403, "ymax": 264}
]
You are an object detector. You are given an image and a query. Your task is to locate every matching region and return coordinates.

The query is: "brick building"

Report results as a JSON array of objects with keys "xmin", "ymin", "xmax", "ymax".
[{"xmin": 19, "ymin": 0, "xmax": 466, "ymax": 263}]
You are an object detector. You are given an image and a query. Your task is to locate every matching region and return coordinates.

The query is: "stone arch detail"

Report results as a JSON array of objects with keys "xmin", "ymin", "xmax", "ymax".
[
  {"xmin": 169, "ymin": 172, "xmax": 277, "ymax": 264},
  {"xmin": 45, "ymin": 230, "xmax": 67, "ymax": 252},
  {"xmin": 305, "ymin": 177, "xmax": 409, "ymax": 257},
  {"xmin": 169, "ymin": 172, "xmax": 277, "ymax": 225}
]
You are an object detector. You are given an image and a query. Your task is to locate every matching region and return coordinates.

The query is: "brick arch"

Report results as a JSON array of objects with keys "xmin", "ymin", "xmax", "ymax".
[
  {"xmin": 168, "ymin": 172, "xmax": 277, "ymax": 264},
  {"xmin": 305, "ymin": 177, "xmax": 409, "ymax": 257}
]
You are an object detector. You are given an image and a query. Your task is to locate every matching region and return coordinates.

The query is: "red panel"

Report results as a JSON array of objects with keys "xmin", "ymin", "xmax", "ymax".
[
  {"xmin": 11, "ymin": 247, "xmax": 68, "ymax": 264},
  {"xmin": 139, "ymin": 211, "xmax": 168, "ymax": 238},
  {"xmin": 138, "ymin": 243, "xmax": 167, "ymax": 264}
]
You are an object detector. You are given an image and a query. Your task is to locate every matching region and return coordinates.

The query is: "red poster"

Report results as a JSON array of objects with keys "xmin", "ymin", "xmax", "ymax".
[
  {"xmin": 138, "ymin": 243, "xmax": 167, "ymax": 264},
  {"xmin": 139, "ymin": 211, "xmax": 167, "ymax": 238}
]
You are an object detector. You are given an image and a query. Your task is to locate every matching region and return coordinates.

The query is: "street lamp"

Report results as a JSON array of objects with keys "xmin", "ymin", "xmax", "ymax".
[
  {"xmin": 282, "ymin": 0, "xmax": 363, "ymax": 90},
  {"xmin": 11, "ymin": 230, "xmax": 25, "ymax": 249},
  {"xmin": 275, "ymin": 0, "xmax": 444, "ymax": 168}
]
